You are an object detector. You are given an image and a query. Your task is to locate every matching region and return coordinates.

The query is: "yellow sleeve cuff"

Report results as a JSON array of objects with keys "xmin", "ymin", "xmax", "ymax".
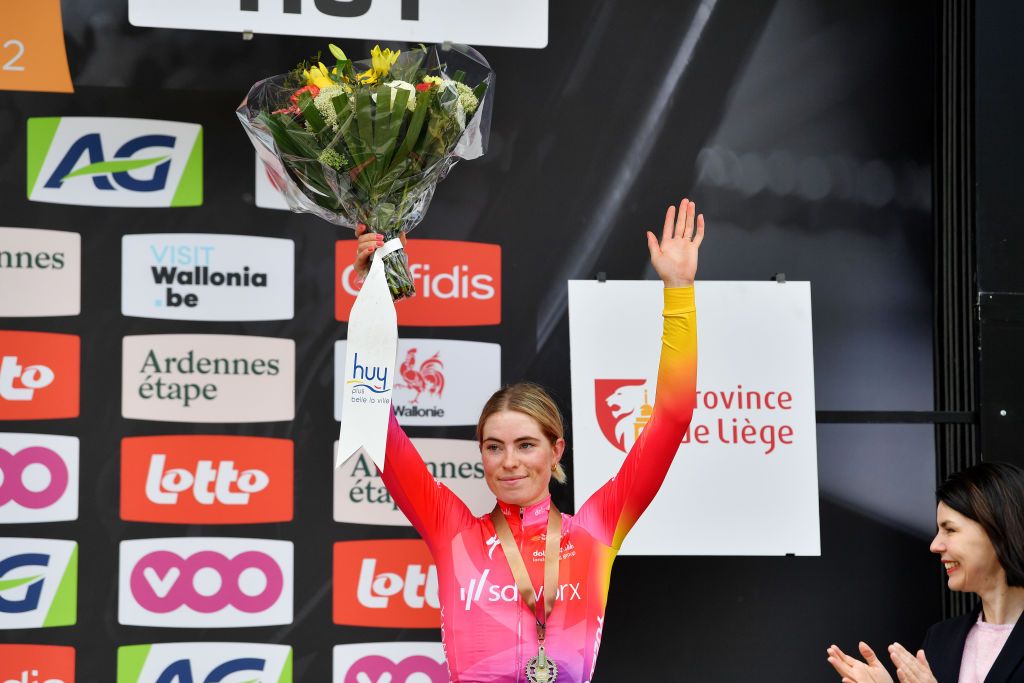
[{"xmin": 663, "ymin": 285, "xmax": 695, "ymax": 316}]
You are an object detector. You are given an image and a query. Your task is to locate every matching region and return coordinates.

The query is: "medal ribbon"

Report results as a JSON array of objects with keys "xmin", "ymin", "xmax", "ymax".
[{"xmin": 490, "ymin": 502, "xmax": 562, "ymax": 646}]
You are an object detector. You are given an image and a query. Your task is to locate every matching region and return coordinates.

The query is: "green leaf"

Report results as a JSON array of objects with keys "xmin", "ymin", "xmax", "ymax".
[
  {"xmin": 389, "ymin": 89, "xmax": 431, "ymax": 171},
  {"xmin": 383, "ymin": 87, "xmax": 410, "ymax": 168},
  {"xmin": 453, "ymin": 69, "xmax": 466, "ymax": 83},
  {"xmin": 297, "ymin": 90, "xmax": 325, "ymax": 133},
  {"xmin": 473, "ymin": 81, "xmax": 488, "ymax": 101},
  {"xmin": 329, "ymin": 43, "xmax": 347, "ymax": 61}
]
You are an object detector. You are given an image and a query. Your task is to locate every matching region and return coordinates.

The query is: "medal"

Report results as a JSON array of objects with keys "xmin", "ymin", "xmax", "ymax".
[{"xmin": 490, "ymin": 503, "xmax": 562, "ymax": 683}]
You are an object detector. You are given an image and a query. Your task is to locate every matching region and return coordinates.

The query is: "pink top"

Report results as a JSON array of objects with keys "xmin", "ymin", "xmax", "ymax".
[{"xmin": 958, "ymin": 613, "xmax": 1015, "ymax": 683}]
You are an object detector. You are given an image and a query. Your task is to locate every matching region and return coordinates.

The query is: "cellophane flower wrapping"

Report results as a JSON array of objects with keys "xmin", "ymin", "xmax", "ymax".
[{"xmin": 236, "ymin": 43, "xmax": 494, "ymax": 300}]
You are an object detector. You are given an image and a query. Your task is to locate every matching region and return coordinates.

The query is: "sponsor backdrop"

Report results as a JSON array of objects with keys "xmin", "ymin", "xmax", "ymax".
[{"xmin": 0, "ymin": 0, "xmax": 936, "ymax": 681}]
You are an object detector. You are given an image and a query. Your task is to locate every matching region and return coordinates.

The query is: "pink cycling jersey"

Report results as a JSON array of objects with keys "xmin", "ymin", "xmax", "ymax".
[{"xmin": 382, "ymin": 286, "xmax": 697, "ymax": 683}]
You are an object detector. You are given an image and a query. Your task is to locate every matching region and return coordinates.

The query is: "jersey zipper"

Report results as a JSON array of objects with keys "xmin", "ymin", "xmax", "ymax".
[{"xmin": 515, "ymin": 505, "xmax": 525, "ymax": 683}]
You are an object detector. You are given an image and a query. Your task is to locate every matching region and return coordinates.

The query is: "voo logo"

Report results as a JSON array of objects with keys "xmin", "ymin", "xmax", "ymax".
[
  {"xmin": 0, "ymin": 358, "xmax": 54, "ymax": 401},
  {"xmin": 357, "ymin": 558, "xmax": 438, "ymax": 610},
  {"xmin": 145, "ymin": 454, "xmax": 268, "ymax": 506},
  {"xmin": 130, "ymin": 550, "xmax": 282, "ymax": 613},
  {"xmin": 240, "ymin": 0, "xmax": 419, "ymax": 20},
  {"xmin": 0, "ymin": 447, "xmax": 68, "ymax": 509}
]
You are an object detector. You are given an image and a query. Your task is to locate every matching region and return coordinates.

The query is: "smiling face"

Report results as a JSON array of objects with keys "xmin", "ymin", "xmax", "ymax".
[
  {"xmin": 930, "ymin": 501, "xmax": 1006, "ymax": 594},
  {"xmin": 481, "ymin": 410, "xmax": 564, "ymax": 508}
]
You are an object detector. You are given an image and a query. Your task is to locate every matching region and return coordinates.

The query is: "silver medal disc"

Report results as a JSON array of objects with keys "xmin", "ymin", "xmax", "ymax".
[{"xmin": 526, "ymin": 655, "xmax": 558, "ymax": 683}]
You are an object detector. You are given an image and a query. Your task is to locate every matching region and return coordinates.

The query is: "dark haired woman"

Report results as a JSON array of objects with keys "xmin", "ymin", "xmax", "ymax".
[{"xmin": 827, "ymin": 462, "xmax": 1024, "ymax": 683}]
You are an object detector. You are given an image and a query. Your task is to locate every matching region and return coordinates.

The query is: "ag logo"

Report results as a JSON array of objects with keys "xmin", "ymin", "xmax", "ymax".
[
  {"xmin": 27, "ymin": 117, "xmax": 202, "ymax": 207},
  {"xmin": 0, "ymin": 644, "xmax": 75, "ymax": 683},
  {"xmin": 119, "ymin": 538, "xmax": 293, "ymax": 627},
  {"xmin": 0, "ymin": 538, "xmax": 77, "ymax": 629},
  {"xmin": 333, "ymin": 642, "xmax": 447, "ymax": 683},
  {"xmin": 594, "ymin": 379, "xmax": 651, "ymax": 453},
  {"xmin": 0, "ymin": 434, "xmax": 79, "ymax": 524},
  {"xmin": 117, "ymin": 642, "xmax": 292, "ymax": 683}
]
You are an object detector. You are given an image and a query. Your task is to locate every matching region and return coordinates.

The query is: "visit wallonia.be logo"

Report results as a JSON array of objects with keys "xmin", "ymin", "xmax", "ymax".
[
  {"xmin": 336, "ymin": 239, "xmax": 501, "ymax": 326},
  {"xmin": 122, "ymin": 234, "xmax": 294, "ymax": 321},
  {"xmin": 121, "ymin": 435, "xmax": 293, "ymax": 524},
  {"xmin": 333, "ymin": 438, "xmax": 491, "ymax": 526},
  {"xmin": 333, "ymin": 539, "xmax": 439, "ymax": 629},
  {"xmin": 117, "ymin": 642, "xmax": 292, "ymax": 683},
  {"xmin": 0, "ymin": 433, "xmax": 79, "ymax": 524},
  {"xmin": 118, "ymin": 538, "xmax": 293, "ymax": 628},
  {"xmin": 26, "ymin": 117, "xmax": 202, "ymax": 207},
  {"xmin": 333, "ymin": 642, "xmax": 447, "ymax": 683},
  {"xmin": 0, "ymin": 227, "xmax": 81, "ymax": 318},
  {"xmin": 0, "ymin": 538, "xmax": 77, "ymax": 629},
  {"xmin": 121, "ymin": 334, "xmax": 294, "ymax": 423},
  {"xmin": 0, "ymin": 331, "xmax": 79, "ymax": 421},
  {"xmin": 334, "ymin": 339, "xmax": 500, "ymax": 427},
  {"xmin": 0, "ymin": 644, "xmax": 75, "ymax": 683}
]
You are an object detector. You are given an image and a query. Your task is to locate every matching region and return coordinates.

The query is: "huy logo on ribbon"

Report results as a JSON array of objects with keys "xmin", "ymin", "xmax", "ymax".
[
  {"xmin": 0, "ymin": 644, "xmax": 75, "ymax": 683},
  {"xmin": 0, "ymin": 331, "xmax": 78, "ymax": 421},
  {"xmin": 120, "ymin": 435, "xmax": 292, "ymax": 524},
  {"xmin": 26, "ymin": 117, "xmax": 202, "ymax": 207},
  {"xmin": 0, "ymin": 434, "xmax": 78, "ymax": 523},
  {"xmin": 118, "ymin": 538, "xmax": 293, "ymax": 627},
  {"xmin": 333, "ymin": 642, "xmax": 447, "ymax": 683},
  {"xmin": 0, "ymin": 227, "xmax": 81, "ymax": 317},
  {"xmin": 117, "ymin": 642, "xmax": 292, "ymax": 683},
  {"xmin": 0, "ymin": 538, "xmax": 77, "ymax": 629},
  {"xmin": 336, "ymin": 240, "xmax": 501, "ymax": 327},
  {"xmin": 333, "ymin": 540, "xmax": 439, "ymax": 628}
]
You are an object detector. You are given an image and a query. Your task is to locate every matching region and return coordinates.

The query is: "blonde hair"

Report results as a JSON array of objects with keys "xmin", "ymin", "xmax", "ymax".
[{"xmin": 476, "ymin": 382, "xmax": 567, "ymax": 485}]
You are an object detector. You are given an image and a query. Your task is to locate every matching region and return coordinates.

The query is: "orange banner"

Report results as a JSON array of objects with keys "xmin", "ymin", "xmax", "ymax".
[{"xmin": 0, "ymin": 0, "xmax": 73, "ymax": 93}]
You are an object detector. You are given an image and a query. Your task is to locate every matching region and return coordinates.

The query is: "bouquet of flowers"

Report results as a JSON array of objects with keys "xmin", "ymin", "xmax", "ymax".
[{"xmin": 237, "ymin": 43, "xmax": 493, "ymax": 300}]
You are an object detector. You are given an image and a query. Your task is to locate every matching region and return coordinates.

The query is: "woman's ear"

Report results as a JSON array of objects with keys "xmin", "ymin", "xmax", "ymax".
[{"xmin": 552, "ymin": 437, "xmax": 566, "ymax": 464}]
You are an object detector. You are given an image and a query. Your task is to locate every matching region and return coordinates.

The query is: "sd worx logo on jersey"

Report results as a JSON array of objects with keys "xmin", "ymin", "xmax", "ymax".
[
  {"xmin": 0, "ymin": 538, "xmax": 77, "ymax": 629},
  {"xmin": 121, "ymin": 435, "xmax": 292, "ymax": 524},
  {"xmin": 119, "ymin": 538, "xmax": 293, "ymax": 628},
  {"xmin": 117, "ymin": 642, "xmax": 292, "ymax": 683},
  {"xmin": 27, "ymin": 117, "xmax": 202, "ymax": 208},
  {"xmin": 0, "ymin": 332, "xmax": 79, "ymax": 421},
  {"xmin": 0, "ymin": 434, "xmax": 79, "ymax": 524},
  {"xmin": 0, "ymin": 644, "xmax": 75, "ymax": 683},
  {"xmin": 333, "ymin": 539, "xmax": 439, "ymax": 628}
]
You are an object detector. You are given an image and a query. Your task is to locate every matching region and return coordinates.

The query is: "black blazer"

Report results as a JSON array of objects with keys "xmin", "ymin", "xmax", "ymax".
[{"xmin": 922, "ymin": 606, "xmax": 1024, "ymax": 682}]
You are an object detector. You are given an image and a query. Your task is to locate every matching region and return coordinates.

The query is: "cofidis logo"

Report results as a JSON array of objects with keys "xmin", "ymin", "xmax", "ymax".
[
  {"xmin": 336, "ymin": 240, "xmax": 501, "ymax": 326},
  {"xmin": 119, "ymin": 538, "xmax": 293, "ymax": 628},
  {"xmin": 122, "ymin": 234, "xmax": 294, "ymax": 321},
  {"xmin": 333, "ymin": 642, "xmax": 447, "ymax": 683},
  {"xmin": 121, "ymin": 335, "xmax": 294, "ymax": 423},
  {"xmin": 0, "ymin": 332, "xmax": 78, "ymax": 421},
  {"xmin": 333, "ymin": 438, "xmax": 490, "ymax": 526},
  {"xmin": 333, "ymin": 539, "xmax": 439, "ymax": 628},
  {"xmin": 0, "ymin": 644, "xmax": 75, "ymax": 683},
  {"xmin": 0, "ymin": 434, "xmax": 78, "ymax": 524},
  {"xmin": 121, "ymin": 435, "xmax": 292, "ymax": 524},
  {"xmin": 0, "ymin": 228, "xmax": 81, "ymax": 317},
  {"xmin": 334, "ymin": 339, "xmax": 500, "ymax": 427},
  {"xmin": 0, "ymin": 538, "xmax": 77, "ymax": 629},
  {"xmin": 27, "ymin": 117, "xmax": 202, "ymax": 207},
  {"xmin": 117, "ymin": 642, "xmax": 292, "ymax": 683}
]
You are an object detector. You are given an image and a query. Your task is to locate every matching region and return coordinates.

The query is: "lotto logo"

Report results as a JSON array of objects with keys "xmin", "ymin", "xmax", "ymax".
[
  {"xmin": 333, "ymin": 642, "xmax": 447, "ymax": 683},
  {"xmin": 119, "ymin": 538, "xmax": 293, "ymax": 627},
  {"xmin": 117, "ymin": 642, "xmax": 292, "ymax": 683},
  {"xmin": 0, "ymin": 644, "xmax": 75, "ymax": 683},
  {"xmin": 0, "ymin": 434, "xmax": 79, "ymax": 523},
  {"xmin": 0, "ymin": 332, "xmax": 78, "ymax": 420},
  {"xmin": 120, "ymin": 435, "xmax": 292, "ymax": 524},
  {"xmin": 336, "ymin": 240, "xmax": 501, "ymax": 326},
  {"xmin": 333, "ymin": 540, "xmax": 439, "ymax": 628},
  {"xmin": 0, "ymin": 538, "xmax": 77, "ymax": 629}
]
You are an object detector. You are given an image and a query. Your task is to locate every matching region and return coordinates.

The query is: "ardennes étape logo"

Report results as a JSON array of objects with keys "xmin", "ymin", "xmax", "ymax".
[
  {"xmin": 333, "ymin": 642, "xmax": 446, "ymax": 683},
  {"xmin": 0, "ymin": 538, "xmax": 77, "ymax": 629},
  {"xmin": 0, "ymin": 433, "xmax": 79, "ymax": 524},
  {"xmin": 117, "ymin": 642, "xmax": 292, "ymax": 683},
  {"xmin": 121, "ymin": 335, "xmax": 294, "ymax": 423},
  {"xmin": 122, "ymin": 233, "xmax": 294, "ymax": 321},
  {"xmin": 27, "ymin": 117, "xmax": 202, "ymax": 208},
  {"xmin": 0, "ymin": 227, "xmax": 81, "ymax": 317}
]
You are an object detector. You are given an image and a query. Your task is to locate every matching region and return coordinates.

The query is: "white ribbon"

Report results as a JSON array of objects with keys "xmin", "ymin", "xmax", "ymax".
[{"xmin": 336, "ymin": 248, "xmax": 399, "ymax": 472}]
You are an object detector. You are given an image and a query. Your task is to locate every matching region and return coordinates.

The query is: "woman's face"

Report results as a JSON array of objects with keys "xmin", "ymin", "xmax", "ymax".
[
  {"xmin": 930, "ymin": 501, "xmax": 1005, "ymax": 594},
  {"xmin": 480, "ymin": 410, "xmax": 564, "ymax": 508}
]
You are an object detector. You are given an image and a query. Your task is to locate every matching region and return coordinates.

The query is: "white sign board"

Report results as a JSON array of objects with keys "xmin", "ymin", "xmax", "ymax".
[
  {"xmin": 569, "ymin": 281, "xmax": 820, "ymax": 556},
  {"xmin": 130, "ymin": 0, "xmax": 548, "ymax": 49}
]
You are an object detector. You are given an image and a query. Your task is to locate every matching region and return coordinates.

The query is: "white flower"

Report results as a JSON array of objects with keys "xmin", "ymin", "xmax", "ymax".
[{"xmin": 384, "ymin": 80, "xmax": 417, "ymax": 112}]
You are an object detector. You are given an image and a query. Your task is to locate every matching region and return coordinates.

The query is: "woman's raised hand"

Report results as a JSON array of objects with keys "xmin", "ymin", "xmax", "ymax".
[
  {"xmin": 353, "ymin": 224, "xmax": 407, "ymax": 280},
  {"xmin": 646, "ymin": 198, "xmax": 704, "ymax": 288},
  {"xmin": 887, "ymin": 643, "xmax": 937, "ymax": 683},
  {"xmin": 827, "ymin": 642, "xmax": 895, "ymax": 683}
]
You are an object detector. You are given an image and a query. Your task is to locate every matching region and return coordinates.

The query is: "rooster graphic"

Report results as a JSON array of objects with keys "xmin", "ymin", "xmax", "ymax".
[{"xmin": 397, "ymin": 348, "xmax": 445, "ymax": 403}]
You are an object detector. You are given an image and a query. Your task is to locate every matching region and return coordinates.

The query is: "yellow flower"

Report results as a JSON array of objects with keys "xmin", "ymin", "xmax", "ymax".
[
  {"xmin": 357, "ymin": 45, "xmax": 400, "ymax": 85},
  {"xmin": 304, "ymin": 62, "xmax": 335, "ymax": 89}
]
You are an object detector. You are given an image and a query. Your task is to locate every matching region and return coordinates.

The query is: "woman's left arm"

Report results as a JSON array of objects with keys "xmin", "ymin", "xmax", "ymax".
[{"xmin": 576, "ymin": 199, "xmax": 703, "ymax": 549}]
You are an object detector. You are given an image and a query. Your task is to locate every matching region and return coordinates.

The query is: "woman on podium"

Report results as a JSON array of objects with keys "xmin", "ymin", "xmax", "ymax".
[{"xmin": 353, "ymin": 198, "xmax": 704, "ymax": 683}]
